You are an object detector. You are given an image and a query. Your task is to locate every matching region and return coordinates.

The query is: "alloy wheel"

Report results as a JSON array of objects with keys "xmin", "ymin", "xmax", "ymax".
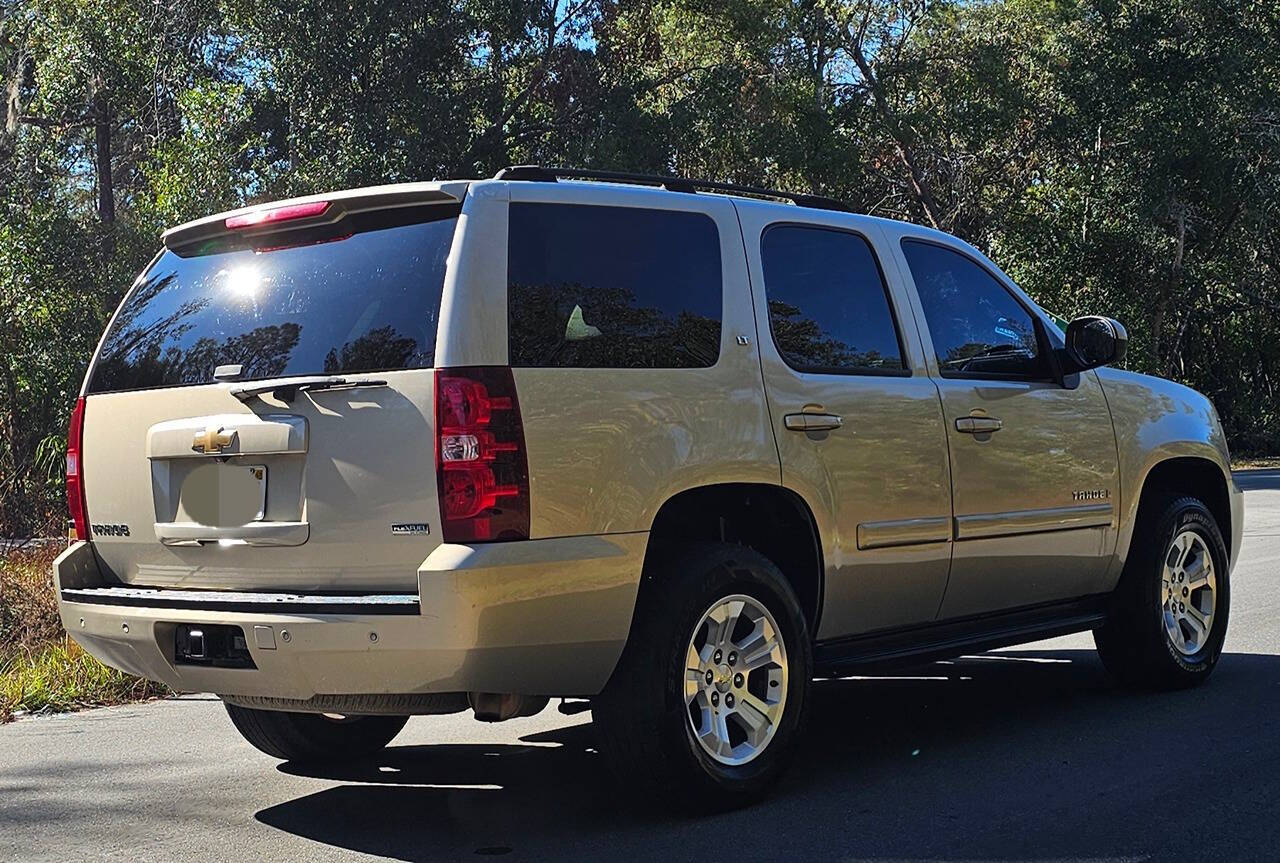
[
  {"xmin": 1161, "ymin": 529, "xmax": 1217, "ymax": 656},
  {"xmin": 683, "ymin": 594, "xmax": 788, "ymax": 766}
]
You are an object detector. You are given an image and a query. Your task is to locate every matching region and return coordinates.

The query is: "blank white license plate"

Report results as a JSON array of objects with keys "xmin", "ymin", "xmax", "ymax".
[{"xmin": 180, "ymin": 463, "xmax": 267, "ymax": 526}]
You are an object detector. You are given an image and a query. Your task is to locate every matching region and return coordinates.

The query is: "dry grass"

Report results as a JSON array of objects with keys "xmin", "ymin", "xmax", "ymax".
[
  {"xmin": 1, "ymin": 544, "xmax": 168, "ymax": 721},
  {"xmin": 1232, "ymin": 455, "xmax": 1280, "ymax": 470},
  {"xmin": 0, "ymin": 545, "xmax": 64, "ymax": 651}
]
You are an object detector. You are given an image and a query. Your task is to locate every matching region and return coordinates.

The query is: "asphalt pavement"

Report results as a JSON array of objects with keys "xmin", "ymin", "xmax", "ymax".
[{"xmin": 4, "ymin": 475, "xmax": 1280, "ymax": 862}]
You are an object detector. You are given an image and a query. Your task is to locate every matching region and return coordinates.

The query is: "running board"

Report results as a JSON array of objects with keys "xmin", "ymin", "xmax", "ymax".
[
  {"xmin": 814, "ymin": 595, "xmax": 1109, "ymax": 674},
  {"xmin": 61, "ymin": 586, "xmax": 420, "ymax": 615}
]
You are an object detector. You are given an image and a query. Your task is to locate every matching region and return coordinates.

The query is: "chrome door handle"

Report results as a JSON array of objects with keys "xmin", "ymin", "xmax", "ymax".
[
  {"xmin": 955, "ymin": 416, "xmax": 1003, "ymax": 433},
  {"xmin": 784, "ymin": 413, "xmax": 844, "ymax": 432}
]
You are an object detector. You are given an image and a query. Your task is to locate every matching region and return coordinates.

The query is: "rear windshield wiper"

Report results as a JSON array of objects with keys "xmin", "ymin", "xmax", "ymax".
[{"xmin": 228, "ymin": 375, "xmax": 389, "ymax": 404}]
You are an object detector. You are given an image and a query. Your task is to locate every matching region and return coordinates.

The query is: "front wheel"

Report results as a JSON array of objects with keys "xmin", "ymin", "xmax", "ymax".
[
  {"xmin": 1095, "ymin": 495, "xmax": 1230, "ymax": 689},
  {"xmin": 592, "ymin": 542, "xmax": 812, "ymax": 810},
  {"xmin": 224, "ymin": 703, "xmax": 408, "ymax": 763}
]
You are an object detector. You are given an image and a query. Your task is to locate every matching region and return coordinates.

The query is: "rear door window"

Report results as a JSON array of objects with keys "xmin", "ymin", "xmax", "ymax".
[
  {"xmin": 760, "ymin": 224, "xmax": 907, "ymax": 374},
  {"xmin": 507, "ymin": 202, "xmax": 722, "ymax": 368},
  {"xmin": 88, "ymin": 205, "xmax": 459, "ymax": 394}
]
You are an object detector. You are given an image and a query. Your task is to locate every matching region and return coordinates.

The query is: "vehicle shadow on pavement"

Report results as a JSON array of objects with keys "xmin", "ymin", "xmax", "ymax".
[{"xmin": 258, "ymin": 648, "xmax": 1280, "ymax": 861}]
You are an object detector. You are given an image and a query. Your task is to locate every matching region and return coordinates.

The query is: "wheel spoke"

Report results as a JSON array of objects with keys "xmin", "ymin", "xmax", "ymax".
[
  {"xmin": 700, "ymin": 612, "xmax": 726, "ymax": 653},
  {"xmin": 697, "ymin": 640, "xmax": 719, "ymax": 667},
  {"xmin": 1175, "ymin": 533, "xmax": 1194, "ymax": 568},
  {"xmin": 703, "ymin": 601, "xmax": 735, "ymax": 649},
  {"xmin": 684, "ymin": 666, "xmax": 705, "ymax": 703},
  {"xmin": 1183, "ymin": 609, "xmax": 1209, "ymax": 649},
  {"xmin": 719, "ymin": 600, "xmax": 746, "ymax": 648},
  {"xmin": 732, "ymin": 697, "xmax": 772, "ymax": 748},
  {"xmin": 739, "ymin": 689, "xmax": 779, "ymax": 722},
  {"xmin": 713, "ymin": 710, "xmax": 734, "ymax": 757},
  {"xmin": 741, "ymin": 638, "xmax": 780, "ymax": 670},
  {"xmin": 1184, "ymin": 555, "xmax": 1210, "ymax": 590},
  {"xmin": 696, "ymin": 719, "xmax": 719, "ymax": 755},
  {"xmin": 730, "ymin": 617, "xmax": 766, "ymax": 653},
  {"xmin": 1165, "ymin": 610, "xmax": 1188, "ymax": 652}
]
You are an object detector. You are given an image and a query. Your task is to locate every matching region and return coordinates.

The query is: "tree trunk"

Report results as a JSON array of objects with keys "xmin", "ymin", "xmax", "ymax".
[
  {"xmin": 1165, "ymin": 201, "xmax": 1245, "ymax": 376},
  {"xmin": 1081, "ymin": 124, "xmax": 1102, "ymax": 244},
  {"xmin": 0, "ymin": 357, "xmax": 22, "ymax": 537},
  {"xmin": 93, "ymin": 88, "xmax": 114, "ymax": 224},
  {"xmin": 1154, "ymin": 203, "xmax": 1187, "ymax": 371},
  {"xmin": 848, "ymin": 35, "xmax": 944, "ymax": 230}
]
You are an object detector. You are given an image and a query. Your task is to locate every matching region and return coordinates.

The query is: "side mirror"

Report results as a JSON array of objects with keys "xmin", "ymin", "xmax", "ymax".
[{"xmin": 1064, "ymin": 316, "xmax": 1127, "ymax": 372}]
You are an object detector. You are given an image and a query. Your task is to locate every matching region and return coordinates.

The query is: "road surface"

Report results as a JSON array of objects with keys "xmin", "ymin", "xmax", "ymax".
[{"xmin": 4, "ymin": 474, "xmax": 1280, "ymax": 862}]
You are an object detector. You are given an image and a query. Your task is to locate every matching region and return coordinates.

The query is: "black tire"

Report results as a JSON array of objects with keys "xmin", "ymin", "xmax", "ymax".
[
  {"xmin": 1094, "ymin": 495, "xmax": 1230, "ymax": 689},
  {"xmin": 224, "ymin": 703, "xmax": 408, "ymax": 763},
  {"xmin": 592, "ymin": 542, "xmax": 812, "ymax": 811}
]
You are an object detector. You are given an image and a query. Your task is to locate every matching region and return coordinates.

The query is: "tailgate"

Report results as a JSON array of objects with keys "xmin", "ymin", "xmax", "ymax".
[
  {"xmin": 78, "ymin": 197, "xmax": 459, "ymax": 592},
  {"xmin": 83, "ymin": 377, "xmax": 438, "ymax": 591}
]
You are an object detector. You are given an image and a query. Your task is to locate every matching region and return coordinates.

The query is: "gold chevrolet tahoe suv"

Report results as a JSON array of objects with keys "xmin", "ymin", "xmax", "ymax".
[{"xmin": 55, "ymin": 166, "xmax": 1243, "ymax": 808}]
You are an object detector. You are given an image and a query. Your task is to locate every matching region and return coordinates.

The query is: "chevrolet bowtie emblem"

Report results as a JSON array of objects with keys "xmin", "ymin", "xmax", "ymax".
[{"xmin": 192, "ymin": 425, "xmax": 236, "ymax": 453}]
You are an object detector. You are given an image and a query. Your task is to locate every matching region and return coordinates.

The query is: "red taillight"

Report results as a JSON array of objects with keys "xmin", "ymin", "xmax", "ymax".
[
  {"xmin": 66, "ymin": 396, "xmax": 89, "ymax": 540},
  {"xmin": 435, "ymin": 368, "xmax": 529, "ymax": 543},
  {"xmin": 225, "ymin": 200, "xmax": 330, "ymax": 230}
]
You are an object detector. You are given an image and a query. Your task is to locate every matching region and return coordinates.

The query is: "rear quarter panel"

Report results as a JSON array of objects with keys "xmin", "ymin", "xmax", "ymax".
[{"xmin": 441, "ymin": 180, "xmax": 779, "ymax": 538}]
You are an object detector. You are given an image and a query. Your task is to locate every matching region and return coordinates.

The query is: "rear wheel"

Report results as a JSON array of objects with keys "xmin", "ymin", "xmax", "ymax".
[
  {"xmin": 592, "ymin": 542, "xmax": 811, "ymax": 810},
  {"xmin": 1095, "ymin": 495, "xmax": 1230, "ymax": 689},
  {"xmin": 224, "ymin": 703, "xmax": 408, "ymax": 763}
]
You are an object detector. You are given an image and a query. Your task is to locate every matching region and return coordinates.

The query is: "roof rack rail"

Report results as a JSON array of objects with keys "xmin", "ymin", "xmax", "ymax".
[{"xmin": 493, "ymin": 165, "xmax": 850, "ymax": 212}]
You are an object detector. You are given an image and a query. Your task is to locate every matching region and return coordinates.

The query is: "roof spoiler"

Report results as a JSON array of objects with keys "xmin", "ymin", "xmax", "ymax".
[{"xmin": 161, "ymin": 182, "xmax": 467, "ymax": 253}]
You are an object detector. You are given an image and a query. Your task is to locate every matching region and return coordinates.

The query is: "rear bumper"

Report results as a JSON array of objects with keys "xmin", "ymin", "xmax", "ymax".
[{"xmin": 54, "ymin": 533, "xmax": 645, "ymax": 701}]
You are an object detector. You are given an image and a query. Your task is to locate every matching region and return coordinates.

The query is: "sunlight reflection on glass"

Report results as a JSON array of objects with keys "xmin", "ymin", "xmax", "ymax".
[{"xmin": 221, "ymin": 266, "xmax": 260, "ymax": 300}]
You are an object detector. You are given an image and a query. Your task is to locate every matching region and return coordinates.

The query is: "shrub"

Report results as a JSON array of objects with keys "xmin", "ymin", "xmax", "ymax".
[
  {"xmin": 0, "ymin": 544, "xmax": 63, "ymax": 651},
  {"xmin": 1, "ymin": 638, "xmax": 169, "ymax": 721},
  {"xmin": 1, "ymin": 543, "xmax": 168, "ymax": 721}
]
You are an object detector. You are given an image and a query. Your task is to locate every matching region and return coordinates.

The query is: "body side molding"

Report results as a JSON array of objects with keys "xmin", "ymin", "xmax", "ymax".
[
  {"xmin": 856, "ymin": 516, "xmax": 952, "ymax": 550},
  {"xmin": 954, "ymin": 503, "xmax": 1113, "ymax": 541}
]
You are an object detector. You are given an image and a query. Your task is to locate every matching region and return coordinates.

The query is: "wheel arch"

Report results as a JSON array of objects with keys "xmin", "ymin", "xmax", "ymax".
[
  {"xmin": 640, "ymin": 483, "xmax": 825, "ymax": 636},
  {"xmin": 1128, "ymin": 456, "xmax": 1233, "ymax": 562}
]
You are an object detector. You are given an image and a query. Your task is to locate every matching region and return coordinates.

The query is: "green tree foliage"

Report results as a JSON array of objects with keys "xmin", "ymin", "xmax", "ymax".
[{"xmin": 1, "ymin": 0, "xmax": 1278, "ymax": 533}]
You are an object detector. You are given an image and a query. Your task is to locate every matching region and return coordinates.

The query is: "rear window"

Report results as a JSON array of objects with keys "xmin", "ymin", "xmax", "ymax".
[
  {"xmin": 87, "ymin": 205, "xmax": 459, "ymax": 394},
  {"xmin": 761, "ymin": 224, "xmax": 907, "ymax": 374},
  {"xmin": 507, "ymin": 202, "xmax": 722, "ymax": 368}
]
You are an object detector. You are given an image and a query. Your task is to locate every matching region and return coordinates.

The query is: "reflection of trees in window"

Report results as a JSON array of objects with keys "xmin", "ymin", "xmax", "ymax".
[
  {"xmin": 940, "ymin": 340, "xmax": 1039, "ymax": 375},
  {"xmin": 509, "ymin": 282, "xmax": 720, "ymax": 368},
  {"xmin": 169, "ymin": 323, "xmax": 302, "ymax": 382},
  {"xmin": 97, "ymin": 323, "xmax": 302, "ymax": 389},
  {"xmin": 768, "ymin": 300, "xmax": 890, "ymax": 370},
  {"xmin": 90, "ymin": 273, "xmax": 209, "ymax": 391},
  {"xmin": 323, "ymin": 325, "xmax": 422, "ymax": 373},
  {"xmin": 945, "ymin": 342, "xmax": 994, "ymax": 364}
]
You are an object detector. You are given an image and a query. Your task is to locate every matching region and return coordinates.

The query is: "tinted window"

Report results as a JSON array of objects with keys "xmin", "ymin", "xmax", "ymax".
[
  {"xmin": 761, "ymin": 225, "xmax": 905, "ymax": 373},
  {"xmin": 507, "ymin": 203, "xmax": 721, "ymax": 368},
  {"xmin": 89, "ymin": 206, "xmax": 459, "ymax": 393},
  {"xmin": 901, "ymin": 240, "xmax": 1045, "ymax": 379}
]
